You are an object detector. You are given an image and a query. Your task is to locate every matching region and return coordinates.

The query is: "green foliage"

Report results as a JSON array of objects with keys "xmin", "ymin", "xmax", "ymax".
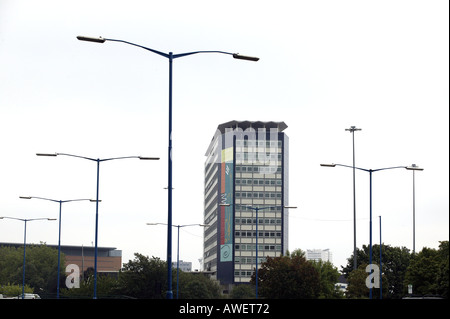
[
  {"xmin": 404, "ymin": 241, "xmax": 449, "ymax": 297},
  {"xmin": 176, "ymin": 271, "xmax": 221, "ymax": 299},
  {"xmin": 230, "ymin": 284, "xmax": 255, "ymax": 299},
  {"xmin": 0, "ymin": 243, "xmax": 65, "ymax": 296},
  {"xmin": 60, "ymin": 269, "xmax": 119, "ymax": 299},
  {"xmin": 343, "ymin": 241, "xmax": 448, "ymax": 298},
  {"xmin": 310, "ymin": 260, "xmax": 344, "ymax": 298},
  {"xmin": 342, "ymin": 244, "xmax": 411, "ymax": 298},
  {"xmin": 251, "ymin": 254, "xmax": 321, "ymax": 298},
  {"xmin": 0, "ymin": 283, "xmax": 33, "ymax": 297},
  {"xmin": 436, "ymin": 241, "xmax": 449, "ymax": 298},
  {"xmin": 250, "ymin": 253, "xmax": 343, "ymax": 299},
  {"xmin": 0, "ymin": 246, "xmax": 22, "ymax": 284},
  {"xmin": 2, "ymin": 242, "xmax": 447, "ymax": 299},
  {"xmin": 114, "ymin": 253, "xmax": 167, "ymax": 298},
  {"xmin": 111, "ymin": 253, "xmax": 221, "ymax": 299},
  {"xmin": 346, "ymin": 265, "xmax": 369, "ymax": 299},
  {"xmin": 346, "ymin": 263, "xmax": 388, "ymax": 299}
]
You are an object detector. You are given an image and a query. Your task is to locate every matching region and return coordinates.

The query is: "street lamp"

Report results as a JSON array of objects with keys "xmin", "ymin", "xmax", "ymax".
[
  {"xmin": 19, "ymin": 196, "xmax": 97, "ymax": 298},
  {"xmin": 37, "ymin": 152, "xmax": 158, "ymax": 298},
  {"xmin": 146, "ymin": 222, "xmax": 208, "ymax": 299},
  {"xmin": 406, "ymin": 164, "xmax": 424, "ymax": 254},
  {"xmin": 379, "ymin": 215, "xmax": 382, "ymax": 299},
  {"xmin": 345, "ymin": 126, "xmax": 361, "ymax": 270},
  {"xmin": 0, "ymin": 216, "xmax": 56, "ymax": 299},
  {"xmin": 320, "ymin": 163, "xmax": 408, "ymax": 299},
  {"xmin": 77, "ymin": 35, "xmax": 258, "ymax": 299},
  {"xmin": 220, "ymin": 203, "xmax": 296, "ymax": 299}
]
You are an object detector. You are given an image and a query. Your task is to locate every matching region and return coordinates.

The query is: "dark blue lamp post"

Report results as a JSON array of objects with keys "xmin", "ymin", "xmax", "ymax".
[
  {"xmin": 37, "ymin": 152, "xmax": 159, "ymax": 298},
  {"xmin": 246, "ymin": 205, "xmax": 273, "ymax": 299},
  {"xmin": 147, "ymin": 222, "xmax": 208, "ymax": 299},
  {"xmin": 0, "ymin": 216, "xmax": 56, "ymax": 299},
  {"xmin": 321, "ymin": 163, "xmax": 410, "ymax": 299},
  {"xmin": 19, "ymin": 196, "xmax": 97, "ymax": 298},
  {"xmin": 76, "ymin": 35, "xmax": 258, "ymax": 299},
  {"xmin": 379, "ymin": 215, "xmax": 382, "ymax": 299},
  {"xmin": 220, "ymin": 203, "xmax": 296, "ymax": 299}
]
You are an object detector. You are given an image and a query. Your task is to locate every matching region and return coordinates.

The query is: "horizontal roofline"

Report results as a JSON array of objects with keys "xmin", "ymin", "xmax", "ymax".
[
  {"xmin": 206, "ymin": 120, "xmax": 288, "ymax": 156},
  {"xmin": 217, "ymin": 120, "xmax": 287, "ymax": 134},
  {"xmin": 0, "ymin": 242, "xmax": 118, "ymax": 251}
]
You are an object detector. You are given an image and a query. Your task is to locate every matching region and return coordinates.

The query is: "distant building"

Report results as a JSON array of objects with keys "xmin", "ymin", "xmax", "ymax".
[
  {"xmin": 0, "ymin": 242, "xmax": 122, "ymax": 275},
  {"xmin": 305, "ymin": 248, "xmax": 333, "ymax": 263},
  {"xmin": 335, "ymin": 274, "xmax": 348, "ymax": 294},
  {"xmin": 172, "ymin": 260, "xmax": 192, "ymax": 272}
]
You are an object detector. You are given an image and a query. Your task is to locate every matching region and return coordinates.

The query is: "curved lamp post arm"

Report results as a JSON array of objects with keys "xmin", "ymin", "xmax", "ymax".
[
  {"xmin": 37, "ymin": 152, "xmax": 159, "ymax": 162},
  {"xmin": 20, "ymin": 196, "xmax": 97, "ymax": 203},
  {"xmin": 77, "ymin": 36, "xmax": 259, "ymax": 61},
  {"xmin": 321, "ymin": 163, "xmax": 408, "ymax": 173}
]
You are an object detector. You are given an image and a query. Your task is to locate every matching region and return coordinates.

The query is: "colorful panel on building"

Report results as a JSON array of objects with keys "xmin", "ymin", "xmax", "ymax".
[{"xmin": 220, "ymin": 147, "xmax": 233, "ymax": 262}]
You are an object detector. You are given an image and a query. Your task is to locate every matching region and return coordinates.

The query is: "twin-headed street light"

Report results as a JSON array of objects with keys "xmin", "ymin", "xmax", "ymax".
[
  {"xmin": 36, "ymin": 152, "xmax": 159, "ymax": 299},
  {"xmin": 76, "ymin": 36, "xmax": 260, "ymax": 61},
  {"xmin": 147, "ymin": 222, "xmax": 209, "ymax": 299},
  {"xmin": 77, "ymin": 35, "xmax": 259, "ymax": 299},
  {"xmin": 0, "ymin": 216, "xmax": 56, "ymax": 299},
  {"xmin": 19, "ymin": 196, "xmax": 98, "ymax": 298},
  {"xmin": 320, "ymin": 163, "xmax": 423, "ymax": 298}
]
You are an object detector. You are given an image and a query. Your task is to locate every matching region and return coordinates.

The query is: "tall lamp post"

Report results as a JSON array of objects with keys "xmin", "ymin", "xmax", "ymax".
[
  {"xmin": 147, "ymin": 222, "xmax": 208, "ymax": 299},
  {"xmin": 36, "ymin": 152, "xmax": 159, "ymax": 298},
  {"xmin": 345, "ymin": 125, "xmax": 361, "ymax": 270},
  {"xmin": 19, "ymin": 196, "xmax": 97, "ymax": 298},
  {"xmin": 406, "ymin": 164, "xmax": 423, "ymax": 254},
  {"xmin": 77, "ymin": 35, "xmax": 258, "ymax": 299},
  {"xmin": 379, "ymin": 215, "xmax": 382, "ymax": 299},
  {"xmin": 220, "ymin": 204, "xmax": 296, "ymax": 299},
  {"xmin": 0, "ymin": 216, "xmax": 56, "ymax": 299},
  {"xmin": 320, "ymin": 163, "xmax": 409, "ymax": 299}
]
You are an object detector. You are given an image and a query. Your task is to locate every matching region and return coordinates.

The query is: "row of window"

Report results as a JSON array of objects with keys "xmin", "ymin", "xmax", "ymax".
[
  {"xmin": 235, "ymin": 165, "xmax": 282, "ymax": 173},
  {"xmin": 235, "ymin": 271, "xmax": 254, "ymax": 278},
  {"xmin": 236, "ymin": 178, "xmax": 282, "ymax": 186},
  {"xmin": 235, "ymin": 206, "xmax": 283, "ymax": 212},
  {"xmin": 235, "ymin": 231, "xmax": 282, "ymax": 238},
  {"xmin": 236, "ymin": 218, "xmax": 282, "ymax": 225},
  {"xmin": 235, "ymin": 257, "xmax": 267, "ymax": 265},
  {"xmin": 236, "ymin": 192, "xmax": 282, "ymax": 199},
  {"xmin": 236, "ymin": 140, "xmax": 282, "ymax": 147},
  {"xmin": 235, "ymin": 153, "xmax": 282, "ymax": 161},
  {"xmin": 236, "ymin": 244, "xmax": 282, "ymax": 251}
]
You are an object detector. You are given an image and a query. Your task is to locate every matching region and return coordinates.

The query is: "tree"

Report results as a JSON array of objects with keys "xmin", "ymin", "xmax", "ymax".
[
  {"xmin": 0, "ymin": 283, "xmax": 33, "ymax": 297},
  {"xmin": 176, "ymin": 271, "xmax": 221, "ymax": 299},
  {"xmin": 60, "ymin": 270, "xmax": 119, "ymax": 299},
  {"xmin": 310, "ymin": 260, "xmax": 344, "ymax": 298},
  {"xmin": 230, "ymin": 284, "xmax": 255, "ymax": 299},
  {"xmin": 114, "ymin": 253, "xmax": 167, "ymax": 298},
  {"xmin": 342, "ymin": 244, "xmax": 411, "ymax": 298},
  {"xmin": 346, "ymin": 264, "xmax": 370, "ymax": 299},
  {"xmin": 404, "ymin": 241, "xmax": 449, "ymax": 297},
  {"xmin": 251, "ymin": 254, "xmax": 321, "ymax": 298},
  {"xmin": 436, "ymin": 241, "xmax": 449, "ymax": 298},
  {"xmin": 0, "ymin": 243, "xmax": 64, "ymax": 296},
  {"xmin": 346, "ymin": 263, "xmax": 388, "ymax": 299},
  {"xmin": 112, "ymin": 253, "xmax": 221, "ymax": 299}
]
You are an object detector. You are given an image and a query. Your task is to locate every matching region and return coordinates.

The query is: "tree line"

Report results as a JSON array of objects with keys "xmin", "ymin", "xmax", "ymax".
[{"xmin": 0, "ymin": 241, "xmax": 448, "ymax": 298}]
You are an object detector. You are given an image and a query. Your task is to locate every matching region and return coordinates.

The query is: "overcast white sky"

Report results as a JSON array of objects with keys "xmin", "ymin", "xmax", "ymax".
[{"xmin": 0, "ymin": 0, "xmax": 448, "ymax": 271}]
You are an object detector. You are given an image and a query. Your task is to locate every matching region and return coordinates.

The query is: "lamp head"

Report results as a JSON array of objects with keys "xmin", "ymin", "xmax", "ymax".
[
  {"xmin": 233, "ymin": 53, "xmax": 259, "ymax": 62},
  {"xmin": 320, "ymin": 163, "xmax": 336, "ymax": 167},
  {"xmin": 77, "ymin": 36, "xmax": 106, "ymax": 43}
]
